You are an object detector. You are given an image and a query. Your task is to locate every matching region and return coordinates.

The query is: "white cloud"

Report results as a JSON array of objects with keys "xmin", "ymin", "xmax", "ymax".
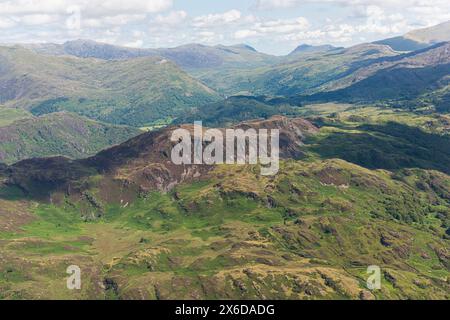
[
  {"xmin": 254, "ymin": 17, "xmax": 309, "ymax": 33},
  {"xmin": 155, "ymin": 10, "xmax": 187, "ymax": 26},
  {"xmin": 0, "ymin": 0, "xmax": 68, "ymax": 15},
  {"xmin": 83, "ymin": 14, "xmax": 146, "ymax": 28},
  {"xmin": 193, "ymin": 9, "xmax": 242, "ymax": 28},
  {"xmin": 0, "ymin": 0, "xmax": 173, "ymax": 41},
  {"xmin": 196, "ymin": 31, "xmax": 218, "ymax": 43},
  {"xmin": 18, "ymin": 14, "xmax": 59, "ymax": 25},
  {"xmin": 254, "ymin": 0, "xmax": 300, "ymax": 10},
  {"xmin": 234, "ymin": 16, "xmax": 309, "ymax": 39},
  {"xmin": 254, "ymin": 0, "xmax": 449, "ymax": 10},
  {"xmin": 0, "ymin": 16, "xmax": 16, "ymax": 28},
  {"xmin": 0, "ymin": 0, "xmax": 173, "ymax": 16},
  {"xmin": 234, "ymin": 29, "xmax": 258, "ymax": 39}
]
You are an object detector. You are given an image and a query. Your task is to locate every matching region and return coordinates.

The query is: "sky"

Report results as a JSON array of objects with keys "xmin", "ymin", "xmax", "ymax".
[{"xmin": 0, "ymin": 0, "xmax": 449, "ymax": 55}]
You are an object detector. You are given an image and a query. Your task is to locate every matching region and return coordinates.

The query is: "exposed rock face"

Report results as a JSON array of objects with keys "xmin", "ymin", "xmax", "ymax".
[
  {"xmin": 359, "ymin": 290, "xmax": 374, "ymax": 300},
  {"xmin": 236, "ymin": 116, "xmax": 319, "ymax": 159},
  {"xmin": 5, "ymin": 116, "xmax": 318, "ymax": 200}
]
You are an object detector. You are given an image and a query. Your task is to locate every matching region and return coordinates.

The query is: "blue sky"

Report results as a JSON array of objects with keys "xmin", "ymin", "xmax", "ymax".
[{"xmin": 0, "ymin": 0, "xmax": 449, "ymax": 55}]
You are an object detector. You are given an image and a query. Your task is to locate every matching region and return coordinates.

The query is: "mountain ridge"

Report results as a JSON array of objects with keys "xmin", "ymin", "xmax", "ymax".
[
  {"xmin": 21, "ymin": 40, "xmax": 278, "ymax": 70},
  {"xmin": 374, "ymin": 20, "xmax": 450, "ymax": 51},
  {"xmin": 289, "ymin": 44, "xmax": 340, "ymax": 55},
  {"xmin": 298, "ymin": 41, "xmax": 450, "ymax": 109}
]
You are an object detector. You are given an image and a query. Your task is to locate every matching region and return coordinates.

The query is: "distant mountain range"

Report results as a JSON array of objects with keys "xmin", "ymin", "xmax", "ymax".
[
  {"xmin": 3, "ymin": 23, "xmax": 450, "ymax": 110},
  {"xmin": 0, "ymin": 20, "xmax": 448, "ymax": 163},
  {"xmin": 23, "ymin": 40, "xmax": 277, "ymax": 70},
  {"xmin": 198, "ymin": 43, "xmax": 401, "ymax": 96}
]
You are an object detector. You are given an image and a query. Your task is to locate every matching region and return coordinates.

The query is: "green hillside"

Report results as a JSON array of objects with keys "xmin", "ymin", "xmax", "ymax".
[
  {"xmin": 193, "ymin": 43, "xmax": 399, "ymax": 96},
  {"xmin": 373, "ymin": 21, "xmax": 450, "ymax": 51},
  {"xmin": 24, "ymin": 40, "xmax": 279, "ymax": 71},
  {"xmin": 0, "ymin": 114, "xmax": 448, "ymax": 299},
  {"xmin": 297, "ymin": 42, "xmax": 450, "ymax": 110},
  {"xmin": 0, "ymin": 108, "xmax": 31, "ymax": 127},
  {"xmin": 174, "ymin": 95, "xmax": 302, "ymax": 127},
  {"xmin": 0, "ymin": 112, "xmax": 140, "ymax": 164},
  {"xmin": 0, "ymin": 46, "xmax": 220, "ymax": 126},
  {"xmin": 0, "ymin": 21, "xmax": 449, "ymax": 301}
]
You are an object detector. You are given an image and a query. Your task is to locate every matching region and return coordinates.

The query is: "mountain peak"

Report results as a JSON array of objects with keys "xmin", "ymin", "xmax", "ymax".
[
  {"xmin": 289, "ymin": 44, "xmax": 338, "ymax": 55},
  {"xmin": 65, "ymin": 39, "xmax": 98, "ymax": 45},
  {"xmin": 404, "ymin": 20, "xmax": 450, "ymax": 44},
  {"xmin": 231, "ymin": 44, "xmax": 257, "ymax": 52},
  {"xmin": 374, "ymin": 20, "xmax": 450, "ymax": 51}
]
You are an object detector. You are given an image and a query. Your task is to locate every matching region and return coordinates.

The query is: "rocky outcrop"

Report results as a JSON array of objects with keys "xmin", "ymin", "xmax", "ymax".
[{"xmin": 4, "ymin": 116, "xmax": 318, "ymax": 200}]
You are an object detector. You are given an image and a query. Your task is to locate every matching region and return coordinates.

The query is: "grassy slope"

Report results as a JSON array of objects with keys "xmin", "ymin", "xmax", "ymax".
[
  {"xmin": 192, "ymin": 42, "xmax": 449, "ymax": 113},
  {"xmin": 302, "ymin": 112, "xmax": 450, "ymax": 175},
  {"xmin": 193, "ymin": 44, "xmax": 398, "ymax": 96},
  {"xmin": 173, "ymin": 95, "xmax": 303, "ymax": 127},
  {"xmin": 0, "ymin": 108, "xmax": 448, "ymax": 300},
  {"xmin": 25, "ymin": 41, "xmax": 279, "ymax": 70},
  {"xmin": 0, "ymin": 112, "xmax": 140, "ymax": 164},
  {"xmin": 0, "ymin": 158, "xmax": 448, "ymax": 299},
  {"xmin": 0, "ymin": 46, "xmax": 220, "ymax": 126},
  {"xmin": 0, "ymin": 108, "xmax": 32, "ymax": 127}
]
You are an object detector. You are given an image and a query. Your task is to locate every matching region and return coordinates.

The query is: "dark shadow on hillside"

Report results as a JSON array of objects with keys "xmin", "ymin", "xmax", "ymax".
[
  {"xmin": 0, "ymin": 156, "xmax": 98, "ymax": 201},
  {"xmin": 347, "ymin": 42, "xmax": 448, "ymax": 69},
  {"xmin": 306, "ymin": 121, "xmax": 450, "ymax": 174},
  {"xmin": 173, "ymin": 96, "xmax": 302, "ymax": 127},
  {"xmin": 295, "ymin": 62, "xmax": 450, "ymax": 105},
  {"xmin": 300, "ymin": 43, "xmax": 449, "ymax": 95}
]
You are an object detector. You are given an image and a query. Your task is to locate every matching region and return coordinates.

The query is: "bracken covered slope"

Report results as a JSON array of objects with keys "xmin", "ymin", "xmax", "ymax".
[
  {"xmin": 0, "ymin": 112, "xmax": 140, "ymax": 164},
  {"xmin": 0, "ymin": 116, "xmax": 448, "ymax": 299}
]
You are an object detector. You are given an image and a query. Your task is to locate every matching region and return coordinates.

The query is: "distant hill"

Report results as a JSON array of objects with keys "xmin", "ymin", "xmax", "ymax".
[
  {"xmin": 299, "ymin": 42, "xmax": 450, "ymax": 110},
  {"xmin": 289, "ymin": 44, "xmax": 339, "ymax": 55},
  {"xmin": 405, "ymin": 21, "xmax": 450, "ymax": 44},
  {"xmin": 7, "ymin": 20, "xmax": 450, "ymax": 120},
  {"xmin": 373, "ymin": 36, "xmax": 429, "ymax": 52},
  {"xmin": 0, "ymin": 112, "xmax": 140, "ymax": 164},
  {"xmin": 174, "ymin": 95, "xmax": 302, "ymax": 127},
  {"xmin": 157, "ymin": 43, "xmax": 277, "ymax": 70},
  {"xmin": 375, "ymin": 20, "xmax": 450, "ymax": 51},
  {"xmin": 201, "ymin": 43, "xmax": 399, "ymax": 96},
  {"xmin": 23, "ymin": 40, "xmax": 277, "ymax": 70},
  {"xmin": 23, "ymin": 39, "xmax": 156, "ymax": 59},
  {"xmin": 0, "ymin": 46, "xmax": 220, "ymax": 126}
]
